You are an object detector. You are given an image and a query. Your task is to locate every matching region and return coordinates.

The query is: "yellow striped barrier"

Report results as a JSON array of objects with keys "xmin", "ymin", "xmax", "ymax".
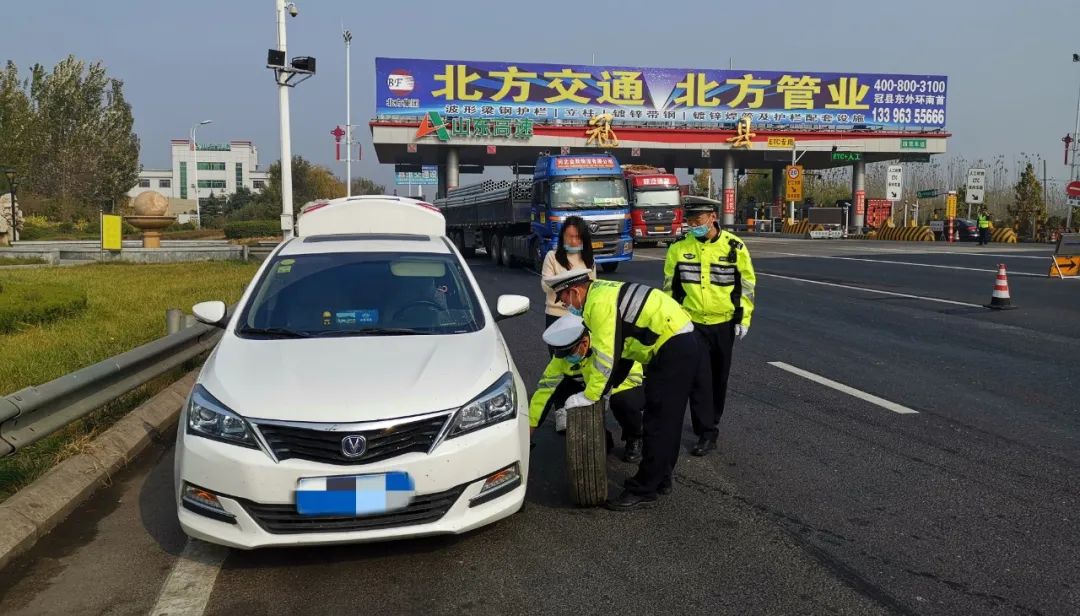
[
  {"xmin": 783, "ymin": 220, "xmax": 811, "ymax": 235},
  {"xmin": 873, "ymin": 226, "xmax": 935, "ymax": 241},
  {"xmin": 990, "ymin": 228, "xmax": 1017, "ymax": 243}
]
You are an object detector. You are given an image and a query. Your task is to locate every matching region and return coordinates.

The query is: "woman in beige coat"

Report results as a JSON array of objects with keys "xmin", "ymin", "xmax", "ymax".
[{"xmin": 541, "ymin": 215, "xmax": 598, "ymax": 331}]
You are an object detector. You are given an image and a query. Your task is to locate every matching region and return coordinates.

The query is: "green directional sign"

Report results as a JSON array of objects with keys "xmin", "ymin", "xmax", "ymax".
[
  {"xmin": 901, "ymin": 138, "xmax": 927, "ymax": 149},
  {"xmin": 831, "ymin": 151, "xmax": 862, "ymax": 162},
  {"xmin": 900, "ymin": 153, "xmax": 932, "ymax": 163},
  {"xmin": 917, "ymin": 189, "xmax": 939, "ymax": 199}
]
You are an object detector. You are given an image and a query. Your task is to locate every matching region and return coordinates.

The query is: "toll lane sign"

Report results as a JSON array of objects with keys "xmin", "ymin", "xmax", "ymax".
[
  {"xmin": 966, "ymin": 168, "xmax": 985, "ymax": 204},
  {"xmin": 886, "ymin": 165, "xmax": 904, "ymax": 201},
  {"xmin": 785, "ymin": 165, "xmax": 804, "ymax": 201}
]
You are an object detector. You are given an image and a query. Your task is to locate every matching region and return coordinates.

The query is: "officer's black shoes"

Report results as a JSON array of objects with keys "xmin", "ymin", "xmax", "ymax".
[
  {"xmin": 605, "ymin": 490, "xmax": 658, "ymax": 511},
  {"xmin": 622, "ymin": 438, "xmax": 643, "ymax": 463},
  {"xmin": 690, "ymin": 436, "xmax": 718, "ymax": 457}
]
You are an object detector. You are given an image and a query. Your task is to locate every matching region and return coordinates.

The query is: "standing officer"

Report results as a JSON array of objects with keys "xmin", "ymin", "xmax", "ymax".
[
  {"xmin": 545, "ymin": 269, "xmax": 701, "ymax": 511},
  {"xmin": 977, "ymin": 208, "xmax": 991, "ymax": 245},
  {"xmin": 530, "ymin": 314, "xmax": 645, "ymax": 462},
  {"xmin": 664, "ymin": 196, "xmax": 756, "ymax": 456}
]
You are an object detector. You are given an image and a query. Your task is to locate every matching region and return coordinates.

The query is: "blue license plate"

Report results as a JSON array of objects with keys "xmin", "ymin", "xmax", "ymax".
[{"xmin": 295, "ymin": 472, "xmax": 415, "ymax": 517}]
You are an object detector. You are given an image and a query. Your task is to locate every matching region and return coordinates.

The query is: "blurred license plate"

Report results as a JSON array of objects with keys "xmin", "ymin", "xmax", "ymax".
[
  {"xmin": 295, "ymin": 472, "xmax": 415, "ymax": 517},
  {"xmin": 591, "ymin": 241, "xmax": 604, "ymax": 249},
  {"xmin": 654, "ymin": 226, "xmax": 665, "ymax": 231}
]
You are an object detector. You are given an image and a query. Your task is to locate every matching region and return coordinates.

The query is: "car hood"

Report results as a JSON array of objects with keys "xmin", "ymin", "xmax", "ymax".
[{"xmin": 198, "ymin": 328, "xmax": 508, "ymax": 423}]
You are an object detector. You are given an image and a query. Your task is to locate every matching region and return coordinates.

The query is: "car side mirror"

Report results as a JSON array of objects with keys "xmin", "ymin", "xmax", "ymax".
[
  {"xmin": 192, "ymin": 300, "xmax": 228, "ymax": 328},
  {"xmin": 495, "ymin": 295, "xmax": 530, "ymax": 322}
]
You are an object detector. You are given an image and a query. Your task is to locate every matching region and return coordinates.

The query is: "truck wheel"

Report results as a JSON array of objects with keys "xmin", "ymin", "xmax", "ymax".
[
  {"xmin": 565, "ymin": 401, "xmax": 608, "ymax": 507},
  {"xmin": 489, "ymin": 234, "xmax": 502, "ymax": 265},
  {"xmin": 601, "ymin": 262, "xmax": 619, "ymax": 274},
  {"xmin": 500, "ymin": 237, "xmax": 515, "ymax": 267}
]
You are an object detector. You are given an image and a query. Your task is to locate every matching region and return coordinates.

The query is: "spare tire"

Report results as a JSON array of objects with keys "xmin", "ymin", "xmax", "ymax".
[{"xmin": 565, "ymin": 401, "xmax": 608, "ymax": 506}]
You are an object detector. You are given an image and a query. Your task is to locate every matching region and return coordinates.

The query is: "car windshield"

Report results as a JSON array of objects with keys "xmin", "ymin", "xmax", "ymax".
[
  {"xmin": 634, "ymin": 188, "xmax": 681, "ymax": 207},
  {"xmin": 551, "ymin": 177, "xmax": 629, "ymax": 209},
  {"xmin": 237, "ymin": 252, "xmax": 483, "ymax": 337}
]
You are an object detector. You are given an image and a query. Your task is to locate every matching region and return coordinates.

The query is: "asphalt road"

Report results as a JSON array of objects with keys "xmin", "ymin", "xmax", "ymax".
[{"xmin": 1, "ymin": 238, "xmax": 1077, "ymax": 616}]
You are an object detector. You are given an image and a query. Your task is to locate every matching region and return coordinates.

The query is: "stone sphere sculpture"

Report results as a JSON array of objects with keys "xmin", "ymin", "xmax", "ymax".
[{"xmin": 132, "ymin": 191, "xmax": 170, "ymax": 216}]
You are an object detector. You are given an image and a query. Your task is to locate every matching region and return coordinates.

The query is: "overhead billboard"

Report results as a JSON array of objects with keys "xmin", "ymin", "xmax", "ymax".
[{"xmin": 376, "ymin": 57, "xmax": 947, "ymax": 130}]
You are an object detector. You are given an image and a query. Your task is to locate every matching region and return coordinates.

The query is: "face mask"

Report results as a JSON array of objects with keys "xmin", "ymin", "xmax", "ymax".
[
  {"xmin": 564, "ymin": 245, "xmax": 583, "ymax": 254},
  {"xmin": 567, "ymin": 305, "xmax": 583, "ymax": 317},
  {"xmin": 565, "ymin": 352, "xmax": 584, "ymax": 364},
  {"xmin": 690, "ymin": 223, "xmax": 712, "ymax": 238}
]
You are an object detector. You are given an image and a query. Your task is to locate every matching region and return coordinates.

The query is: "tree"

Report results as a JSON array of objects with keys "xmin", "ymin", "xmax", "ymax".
[
  {"xmin": 224, "ymin": 186, "xmax": 255, "ymax": 216},
  {"xmin": 201, "ymin": 192, "xmax": 225, "ymax": 226},
  {"xmin": 350, "ymin": 177, "xmax": 385, "ymax": 196},
  {"xmin": 691, "ymin": 169, "xmax": 714, "ymax": 198},
  {"xmin": 0, "ymin": 56, "xmax": 139, "ymax": 220},
  {"xmin": 254, "ymin": 156, "xmax": 346, "ymax": 216},
  {"xmin": 739, "ymin": 171, "xmax": 773, "ymax": 205},
  {"xmin": 1007, "ymin": 162, "xmax": 1045, "ymax": 238}
]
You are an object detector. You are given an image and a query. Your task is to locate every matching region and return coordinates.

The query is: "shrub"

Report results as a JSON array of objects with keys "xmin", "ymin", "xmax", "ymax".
[
  {"xmin": 224, "ymin": 220, "xmax": 281, "ymax": 239},
  {"xmin": 0, "ymin": 282, "xmax": 88, "ymax": 334}
]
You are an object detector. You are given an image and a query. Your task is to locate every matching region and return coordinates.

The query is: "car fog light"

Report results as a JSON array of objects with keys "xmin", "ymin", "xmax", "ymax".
[
  {"xmin": 182, "ymin": 483, "xmax": 236, "ymax": 523},
  {"xmin": 470, "ymin": 463, "xmax": 522, "ymax": 507}
]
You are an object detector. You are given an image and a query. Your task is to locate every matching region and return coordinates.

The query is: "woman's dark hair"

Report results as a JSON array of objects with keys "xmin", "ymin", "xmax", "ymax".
[{"xmin": 555, "ymin": 215, "xmax": 595, "ymax": 270}]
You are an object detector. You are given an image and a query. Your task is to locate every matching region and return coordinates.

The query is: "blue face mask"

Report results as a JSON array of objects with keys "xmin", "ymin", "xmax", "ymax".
[
  {"xmin": 690, "ymin": 223, "xmax": 712, "ymax": 238},
  {"xmin": 565, "ymin": 352, "xmax": 584, "ymax": 364},
  {"xmin": 567, "ymin": 305, "xmax": 583, "ymax": 317},
  {"xmin": 564, "ymin": 245, "xmax": 583, "ymax": 254}
]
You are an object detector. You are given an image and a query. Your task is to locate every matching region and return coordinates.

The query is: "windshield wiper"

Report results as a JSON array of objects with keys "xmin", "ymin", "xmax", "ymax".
[
  {"xmin": 312, "ymin": 327, "xmax": 430, "ymax": 337},
  {"xmin": 236, "ymin": 326, "xmax": 312, "ymax": 338}
]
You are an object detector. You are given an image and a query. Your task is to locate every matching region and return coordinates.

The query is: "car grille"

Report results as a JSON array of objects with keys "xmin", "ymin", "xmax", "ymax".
[
  {"xmin": 240, "ymin": 484, "xmax": 466, "ymax": 534},
  {"xmin": 254, "ymin": 414, "xmax": 449, "ymax": 466}
]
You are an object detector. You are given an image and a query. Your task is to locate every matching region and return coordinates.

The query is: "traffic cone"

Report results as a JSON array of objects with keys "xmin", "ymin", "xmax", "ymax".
[{"xmin": 985, "ymin": 264, "xmax": 1016, "ymax": 310}]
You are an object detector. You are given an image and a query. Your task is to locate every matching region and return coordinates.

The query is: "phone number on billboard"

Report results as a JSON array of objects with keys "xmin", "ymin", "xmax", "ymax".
[
  {"xmin": 873, "ymin": 79, "xmax": 947, "ymax": 94},
  {"xmin": 872, "ymin": 108, "xmax": 945, "ymax": 124}
]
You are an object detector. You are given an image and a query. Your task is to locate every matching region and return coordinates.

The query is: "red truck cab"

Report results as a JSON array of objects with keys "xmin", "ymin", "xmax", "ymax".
[{"xmin": 623, "ymin": 165, "xmax": 684, "ymax": 246}]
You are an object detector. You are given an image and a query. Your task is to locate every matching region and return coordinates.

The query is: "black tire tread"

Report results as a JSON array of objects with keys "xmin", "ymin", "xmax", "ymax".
[{"xmin": 565, "ymin": 401, "xmax": 607, "ymax": 506}]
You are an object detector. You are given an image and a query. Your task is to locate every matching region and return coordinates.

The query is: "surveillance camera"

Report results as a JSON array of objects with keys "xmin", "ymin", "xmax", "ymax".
[{"xmin": 287, "ymin": 3, "xmax": 298, "ymax": 17}]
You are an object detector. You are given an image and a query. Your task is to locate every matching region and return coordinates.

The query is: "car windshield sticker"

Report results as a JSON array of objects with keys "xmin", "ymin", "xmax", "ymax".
[{"xmin": 335, "ymin": 310, "xmax": 379, "ymax": 326}]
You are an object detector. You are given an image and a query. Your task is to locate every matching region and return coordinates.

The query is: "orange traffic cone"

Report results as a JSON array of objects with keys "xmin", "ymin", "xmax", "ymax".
[{"xmin": 986, "ymin": 263, "xmax": 1016, "ymax": 310}]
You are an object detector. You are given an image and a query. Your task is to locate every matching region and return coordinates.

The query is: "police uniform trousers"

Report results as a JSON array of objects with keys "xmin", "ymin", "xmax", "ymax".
[
  {"xmin": 536, "ymin": 378, "xmax": 644, "ymax": 442},
  {"xmin": 688, "ymin": 320, "xmax": 736, "ymax": 441},
  {"xmin": 625, "ymin": 330, "xmax": 702, "ymax": 496}
]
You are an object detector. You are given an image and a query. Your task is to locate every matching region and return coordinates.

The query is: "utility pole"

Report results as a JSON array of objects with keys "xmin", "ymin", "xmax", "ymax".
[
  {"xmin": 1069, "ymin": 53, "xmax": 1080, "ymax": 231},
  {"xmin": 276, "ymin": 0, "xmax": 295, "ymax": 239},
  {"xmin": 344, "ymin": 28, "xmax": 352, "ymax": 197}
]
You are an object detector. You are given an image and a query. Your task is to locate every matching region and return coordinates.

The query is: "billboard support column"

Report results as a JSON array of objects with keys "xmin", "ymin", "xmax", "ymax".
[
  {"xmin": 851, "ymin": 159, "xmax": 866, "ymax": 230},
  {"xmin": 722, "ymin": 153, "xmax": 736, "ymax": 227},
  {"xmin": 771, "ymin": 166, "xmax": 784, "ymax": 220},
  {"xmin": 446, "ymin": 147, "xmax": 460, "ymax": 194}
]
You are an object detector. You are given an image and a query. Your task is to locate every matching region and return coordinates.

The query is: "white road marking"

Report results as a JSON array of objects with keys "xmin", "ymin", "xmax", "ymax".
[
  {"xmin": 757, "ymin": 272, "xmax": 984, "ymax": 308},
  {"xmin": 768, "ymin": 361, "xmax": 919, "ymax": 415},
  {"xmin": 149, "ymin": 539, "xmax": 228, "ymax": 616},
  {"xmin": 769, "ymin": 252, "xmax": 1044, "ymax": 276},
  {"xmin": 633, "ymin": 254, "xmax": 665, "ymax": 261}
]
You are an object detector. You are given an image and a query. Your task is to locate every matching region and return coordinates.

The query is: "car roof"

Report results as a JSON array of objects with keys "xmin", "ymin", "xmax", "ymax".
[{"xmin": 277, "ymin": 233, "xmax": 452, "ymax": 257}]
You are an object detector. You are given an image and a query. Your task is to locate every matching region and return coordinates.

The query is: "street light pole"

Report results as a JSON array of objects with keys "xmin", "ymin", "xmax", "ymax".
[
  {"xmin": 190, "ymin": 120, "xmax": 212, "ymax": 227},
  {"xmin": 3, "ymin": 168, "xmax": 16, "ymax": 243},
  {"xmin": 1068, "ymin": 53, "xmax": 1080, "ymax": 232},
  {"xmin": 344, "ymin": 28, "xmax": 352, "ymax": 198},
  {"xmin": 276, "ymin": 0, "xmax": 295, "ymax": 239}
]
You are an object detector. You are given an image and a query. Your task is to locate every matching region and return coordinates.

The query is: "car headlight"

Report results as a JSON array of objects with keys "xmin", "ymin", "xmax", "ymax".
[
  {"xmin": 186, "ymin": 385, "xmax": 258, "ymax": 449},
  {"xmin": 447, "ymin": 373, "xmax": 517, "ymax": 438}
]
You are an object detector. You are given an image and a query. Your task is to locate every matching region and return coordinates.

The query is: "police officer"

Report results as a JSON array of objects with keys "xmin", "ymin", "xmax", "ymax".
[
  {"xmin": 530, "ymin": 314, "xmax": 645, "ymax": 462},
  {"xmin": 665, "ymin": 197, "xmax": 756, "ymax": 456},
  {"xmin": 544, "ymin": 269, "xmax": 702, "ymax": 511},
  {"xmin": 977, "ymin": 208, "xmax": 991, "ymax": 245}
]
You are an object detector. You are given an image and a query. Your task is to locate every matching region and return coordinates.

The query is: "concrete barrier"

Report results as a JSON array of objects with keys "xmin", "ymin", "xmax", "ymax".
[
  {"xmin": 990, "ymin": 228, "xmax": 1018, "ymax": 243},
  {"xmin": 1, "ymin": 241, "xmax": 243, "ymax": 263}
]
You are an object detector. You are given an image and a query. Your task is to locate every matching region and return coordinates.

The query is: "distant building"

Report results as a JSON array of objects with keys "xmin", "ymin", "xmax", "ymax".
[{"xmin": 128, "ymin": 140, "xmax": 270, "ymax": 209}]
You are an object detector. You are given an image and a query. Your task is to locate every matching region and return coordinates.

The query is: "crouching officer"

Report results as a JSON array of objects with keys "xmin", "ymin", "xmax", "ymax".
[
  {"xmin": 529, "ymin": 314, "xmax": 645, "ymax": 462},
  {"xmin": 545, "ymin": 269, "xmax": 702, "ymax": 511},
  {"xmin": 665, "ymin": 197, "xmax": 756, "ymax": 456}
]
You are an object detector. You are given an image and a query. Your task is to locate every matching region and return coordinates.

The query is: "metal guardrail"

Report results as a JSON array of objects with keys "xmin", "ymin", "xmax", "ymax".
[{"xmin": 0, "ymin": 320, "xmax": 223, "ymax": 457}]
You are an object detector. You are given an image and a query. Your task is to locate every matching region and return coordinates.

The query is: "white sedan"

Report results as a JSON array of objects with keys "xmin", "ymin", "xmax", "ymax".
[{"xmin": 174, "ymin": 196, "xmax": 531, "ymax": 548}]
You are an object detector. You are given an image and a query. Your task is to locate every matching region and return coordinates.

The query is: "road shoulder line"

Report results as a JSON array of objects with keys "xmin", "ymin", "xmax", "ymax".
[{"xmin": 768, "ymin": 361, "xmax": 919, "ymax": 415}]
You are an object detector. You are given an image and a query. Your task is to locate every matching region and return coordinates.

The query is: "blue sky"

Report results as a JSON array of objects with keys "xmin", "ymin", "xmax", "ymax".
[{"xmin": 5, "ymin": 0, "xmax": 1080, "ymax": 189}]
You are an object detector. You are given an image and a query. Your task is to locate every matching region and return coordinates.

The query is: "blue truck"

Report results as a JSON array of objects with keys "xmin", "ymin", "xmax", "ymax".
[{"xmin": 434, "ymin": 154, "xmax": 634, "ymax": 273}]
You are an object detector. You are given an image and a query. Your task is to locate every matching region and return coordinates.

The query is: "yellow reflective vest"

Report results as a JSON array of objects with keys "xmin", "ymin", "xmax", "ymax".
[
  {"xmin": 579, "ymin": 280, "xmax": 692, "ymax": 401},
  {"xmin": 663, "ymin": 227, "xmax": 756, "ymax": 327},
  {"xmin": 528, "ymin": 356, "xmax": 644, "ymax": 428}
]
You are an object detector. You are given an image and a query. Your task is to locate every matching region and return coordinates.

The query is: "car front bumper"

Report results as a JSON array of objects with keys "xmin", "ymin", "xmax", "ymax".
[{"xmin": 174, "ymin": 413, "xmax": 529, "ymax": 549}]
